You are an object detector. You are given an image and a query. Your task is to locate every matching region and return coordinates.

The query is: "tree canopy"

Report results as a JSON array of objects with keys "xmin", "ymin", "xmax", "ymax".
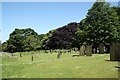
[
  {"xmin": 76, "ymin": 2, "xmax": 120, "ymax": 47},
  {"xmin": 2, "ymin": 28, "xmax": 41, "ymax": 52}
]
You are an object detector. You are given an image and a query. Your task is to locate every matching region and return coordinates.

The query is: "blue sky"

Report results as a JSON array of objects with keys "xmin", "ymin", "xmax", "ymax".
[{"xmin": 2, "ymin": 2, "xmax": 118, "ymax": 42}]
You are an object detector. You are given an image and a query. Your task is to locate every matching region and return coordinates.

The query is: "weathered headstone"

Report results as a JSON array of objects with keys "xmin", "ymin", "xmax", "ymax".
[
  {"xmin": 79, "ymin": 45, "xmax": 85, "ymax": 56},
  {"xmin": 86, "ymin": 45, "xmax": 92, "ymax": 56},
  {"xmin": 110, "ymin": 44, "xmax": 116, "ymax": 61},
  {"xmin": 99, "ymin": 43, "xmax": 104, "ymax": 54},
  {"xmin": 57, "ymin": 52, "xmax": 61, "ymax": 58},
  {"xmin": 110, "ymin": 43, "xmax": 120, "ymax": 61}
]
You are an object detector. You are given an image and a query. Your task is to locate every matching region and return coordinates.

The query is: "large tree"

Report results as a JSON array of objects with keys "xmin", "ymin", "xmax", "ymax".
[
  {"xmin": 76, "ymin": 2, "xmax": 120, "ymax": 53},
  {"xmin": 45, "ymin": 22, "xmax": 78, "ymax": 49},
  {"xmin": 3, "ymin": 28, "xmax": 41, "ymax": 52}
]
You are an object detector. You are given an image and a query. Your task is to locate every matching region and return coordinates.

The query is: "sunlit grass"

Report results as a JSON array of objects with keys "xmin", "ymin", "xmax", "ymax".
[{"xmin": 2, "ymin": 51, "xmax": 118, "ymax": 78}]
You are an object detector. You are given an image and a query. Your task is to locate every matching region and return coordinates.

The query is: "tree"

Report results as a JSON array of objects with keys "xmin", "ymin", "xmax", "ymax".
[
  {"xmin": 23, "ymin": 35, "xmax": 41, "ymax": 51},
  {"xmin": 76, "ymin": 2, "xmax": 120, "ymax": 53},
  {"xmin": 45, "ymin": 22, "xmax": 78, "ymax": 49},
  {"xmin": 4, "ymin": 28, "xmax": 40, "ymax": 52},
  {"xmin": 112, "ymin": 6, "xmax": 120, "ymax": 43}
]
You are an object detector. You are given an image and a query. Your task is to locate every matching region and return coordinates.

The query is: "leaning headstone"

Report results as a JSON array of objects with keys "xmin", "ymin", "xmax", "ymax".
[
  {"xmin": 99, "ymin": 43, "xmax": 104, "ymax": 54},
  {"xmin": 86, "ymin": 45, "xmax": 92, "ymax": 56},
  {"xmin": 79, "ymin": 45, "xmax": 85, "ymax": 56}
]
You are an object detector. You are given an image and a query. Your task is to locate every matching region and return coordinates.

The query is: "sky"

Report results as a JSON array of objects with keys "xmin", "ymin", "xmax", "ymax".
[{"xmin": 2, "ymin": 2, "xmax": 119, "ymax": 43}]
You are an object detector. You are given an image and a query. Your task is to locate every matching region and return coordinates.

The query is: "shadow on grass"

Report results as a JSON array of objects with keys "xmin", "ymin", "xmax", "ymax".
[
  {"xmin": 104, "ymin": 60, "xmax": 114, "ymax": 62},
  {"xmin": 105, "ymin": 60, "xmax": 120, "ymax": 62}
]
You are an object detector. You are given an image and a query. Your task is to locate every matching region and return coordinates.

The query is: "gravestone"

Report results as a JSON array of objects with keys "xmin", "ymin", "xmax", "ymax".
[
  {"xmin": 57, "ymin": 52, "xmax": 61, "ymax": 58},
  {"xmin": 59, "ymin": 51, "xmax": 62, "ymax": 55},
  {"xmin": 50, "ymin": 49, "xmax": 52, "ymax": 54},
  {"xmin": 31, "ymin": 55, "xmax": 33, "ymax": 61},
  {"xmin": 86, "ymin": 45, "xmax": 92, "ymax": 56},
  {"xmin": 110, "ymin": 43, "xmax": 120, "ymax": 61},
  {"xmin": 117, "ymin": 44, "xmax": 120, "ymax": 62},
  {"xmin": 99, "ymin": 43, "xmax": 104, "ymax": 54},
  {"xmin": 79, "ymin": 45, "xmax": 85, "ymax": 56},
  {"xmin": 20, "ymin": 53, "xmax": 22, "ymax": 57},
  {"xmin": 115, "ymin": 43, "xmax": 120, "ymax": 61},
  {"xmin": 110, "ymin": 44, "xmax": 116, "ymax": 61}
]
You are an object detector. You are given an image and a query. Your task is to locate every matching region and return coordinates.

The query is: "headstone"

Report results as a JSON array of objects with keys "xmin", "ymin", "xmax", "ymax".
[
  {"xmin": 110, "ymin": 43, "xmax": 120, "ymax": 61},
  {"xmin": 57, "ymin": 52, "xmax": 61, "ymax": 58},
  {"xmin": 79, "ymin": 45, "xmax": 85, "ymax": 56},
  {"xmin": 99, "ymin": 43, "xmax": 104, "ymax": 54},
  {"xmin": 115, "ymin": 43, "xmax": 120, "ymax": 62},
  {"xmin": 20, "ymin": 53, "xmax": 22, "ymax": 57},
  {"xmin": 31, "ymin": 55, "xmax": 33, "ymax": 61},
  {"xmin": 117, "ymin": 44, "xmax": 120, "ymax": 62},
  {"xmin": 110, "ymin": 44, "xmax": 116, "ymax": 61},
  {"xmin": 50, "ymin": 49, "xmax": 52, "ymax": 54},
  {"xmin": 86, "ymin": 45, "xmax": 92, "ymax": 56}
]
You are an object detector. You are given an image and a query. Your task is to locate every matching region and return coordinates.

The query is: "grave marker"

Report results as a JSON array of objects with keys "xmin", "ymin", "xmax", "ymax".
[
  {"xmin": 110, "ymin": 43, "xmax": 120, "ymax": 61},
  {"xmin": 79, "ymin": 45, "xmax": 85, "ymax": 56},
  {"xmin": 99, "ymin": 43, "xmax": 104, "ymax": 54},
  {"xmin": 31, "ymin": 55, "xmax": 33, "ymax": 61},
  {"xmin": 86, "ymin": 45, "xmax": 92, "ymax": 56},
  {"xmin": 57, "ymin": 52, "xmax": 61, "ymax": 58}
]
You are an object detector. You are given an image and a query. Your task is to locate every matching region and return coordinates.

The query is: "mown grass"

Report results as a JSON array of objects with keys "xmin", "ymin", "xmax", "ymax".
[{"xmin": 1, "ymin": 51, "xmax": 119, "ymax": 78}]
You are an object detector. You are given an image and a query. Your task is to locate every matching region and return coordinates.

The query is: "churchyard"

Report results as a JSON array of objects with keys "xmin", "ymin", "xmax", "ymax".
[{"xmin": 1, "ymin": 49, "xmax": 119, "ymax": 78}]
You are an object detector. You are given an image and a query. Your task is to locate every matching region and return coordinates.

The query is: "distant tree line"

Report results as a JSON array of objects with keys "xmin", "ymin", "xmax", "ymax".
[{"xmin": 2, "ymin": 2, "xmax": 120, "ymax": 53}]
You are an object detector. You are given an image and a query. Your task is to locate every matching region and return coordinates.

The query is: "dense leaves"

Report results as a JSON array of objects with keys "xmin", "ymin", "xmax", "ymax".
[
  {"xmin": 44, "ymin": 22, "xmax": 78, "ymax": 49},
  {"xmin": 76, "ymin": 2, "xmax": 120, "ymax": 52},
  {"xmin": 2, "ymin": 28, "xmax": 41, "ymax": 52}
]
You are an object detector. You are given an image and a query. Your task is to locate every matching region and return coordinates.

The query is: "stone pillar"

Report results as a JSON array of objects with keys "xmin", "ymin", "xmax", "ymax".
[
  {"xmin": 86, "ymin": 45, "xmax": 92, "ymax": 56},
  {"xmin": 99, "ymin": 43, "xmax": 104, "ymax": 54},
  {"xmin": 79, "ymin": 45, "xmax": 85, "ymax": 56}
]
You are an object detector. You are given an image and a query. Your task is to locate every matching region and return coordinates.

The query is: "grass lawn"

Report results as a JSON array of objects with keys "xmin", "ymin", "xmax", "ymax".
[{"xmin": 1, "ymin": 51, "xmax": 119, "ymax": 78}]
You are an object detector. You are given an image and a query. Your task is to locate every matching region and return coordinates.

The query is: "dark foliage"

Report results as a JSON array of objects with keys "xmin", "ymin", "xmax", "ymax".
[{"xmin": 44, "ymin": 22, "xmax": 78, "ymax": 49}]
